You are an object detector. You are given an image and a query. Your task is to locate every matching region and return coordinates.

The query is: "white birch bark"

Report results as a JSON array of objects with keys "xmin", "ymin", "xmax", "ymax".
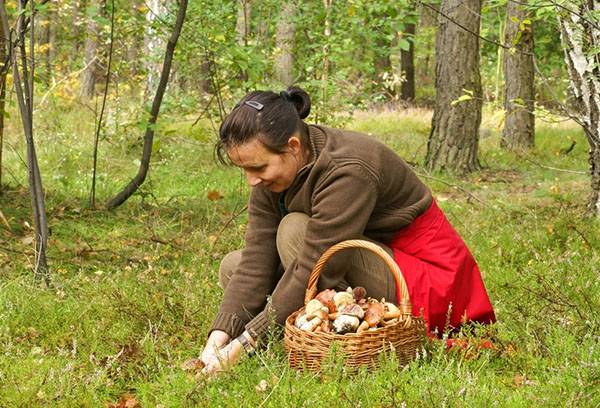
[{"xmin": 558, "ymin": 0, "xmax": 600, "ymax": 215}]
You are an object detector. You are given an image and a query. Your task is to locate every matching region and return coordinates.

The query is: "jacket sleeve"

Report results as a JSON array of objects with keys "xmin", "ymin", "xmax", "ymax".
[
  {"xmin": 245, "ymin": 164, "xmax": 379, "ymax": 340},
  {"xmin": 209, "ymin": 187, "xmax": 282, "ymax": 339}
]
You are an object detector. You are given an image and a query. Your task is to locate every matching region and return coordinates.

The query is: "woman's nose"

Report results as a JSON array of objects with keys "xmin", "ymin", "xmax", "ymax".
[{"xmin": 246, "ymin": 172, "xmax": 262, "ymax": 187}]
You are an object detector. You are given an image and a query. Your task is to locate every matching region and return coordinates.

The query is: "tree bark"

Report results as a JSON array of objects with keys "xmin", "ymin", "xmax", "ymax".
[
  {"xmin": 37, "ymin": 2, "xmax": 53, "ymax": 86},
  {"xmin": 107, "ymin": 0, "xmax": 188, "ymax": 210},
  {"xmin": 0, "ymin": 14, "xmax": 5, "ymax": 192},
  {"xmin": 236, "ymin": 0, "xmax": 252, "ymax": 46},
  {"xmin": 80, "ymin": 0, "xmax": 103, "ymax": 98},
  {"xmin": 0, "ymin": 0, "xmax": 50, "ymax": 284},
  {"xmin": 144, "ymin": 0, "xmax": 166, "ymax": 98},
  {"xmin": 558, "ymin": 1, "xmax": 600, "ymax": 216},
  {"xmin": 425, "ymin": 0, "xmax": 482, "ymax": 174},
  {"xmin": 274, "ymin": 1, "xmax": 296, "ymax": 86},
  {"xmin": 400, "ymin": 23, "xmax": 416, "ymax": 101},
  {"xmin": 501, "ymin": 0, "xmax": 535, "ymax": 150}
]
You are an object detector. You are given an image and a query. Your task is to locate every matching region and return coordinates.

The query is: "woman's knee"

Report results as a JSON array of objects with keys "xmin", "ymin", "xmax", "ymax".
[
  {"xmin": 219, "ymin": 249, "xmax": 242, "ymax": 289},
  {"xmin": 276, "ymin": 212, "xmax": 309, "ymax": 268}
]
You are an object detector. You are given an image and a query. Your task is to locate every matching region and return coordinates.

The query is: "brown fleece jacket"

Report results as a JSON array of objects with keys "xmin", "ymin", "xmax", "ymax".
[{"xmin": 209, "ymin": 124, "xmax": 433, "ymax": 341}]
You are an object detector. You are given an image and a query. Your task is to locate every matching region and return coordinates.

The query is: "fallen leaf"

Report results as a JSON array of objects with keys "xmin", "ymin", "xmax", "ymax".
[
  {"xmin": 20, "ymin": 235, "xmax": 34, "ymax": 245},
  {"xmin": 207, "ymin": 190, "xmax": 224, "ymax": 201},
  {"xmin": 181, "ymin": 358, "xmax": 205, "ymax": 371},
  {"xmin": 107, "ymin": 394, "xmax": 140, "ymax": 408}
]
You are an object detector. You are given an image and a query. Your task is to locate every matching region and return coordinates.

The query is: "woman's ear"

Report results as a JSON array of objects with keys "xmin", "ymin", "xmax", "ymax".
[{"xmin": 287, "ymin": 134, "xmax": 303, "ymax": 156}]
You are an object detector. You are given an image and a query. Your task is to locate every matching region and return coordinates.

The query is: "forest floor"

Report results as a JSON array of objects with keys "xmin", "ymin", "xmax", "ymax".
[{"xmin": 0, "ymin": 105, "xmax": 599, "ymax": 407}]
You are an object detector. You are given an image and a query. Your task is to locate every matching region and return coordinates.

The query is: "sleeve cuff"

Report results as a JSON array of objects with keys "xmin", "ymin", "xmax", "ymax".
[
  {"xmin": 244, "ymin": 308, "xmax": 274, "ymax": 342},
  {"xmin": 209, "ymin": 312, "xmax": 246, "ymax": 339}
]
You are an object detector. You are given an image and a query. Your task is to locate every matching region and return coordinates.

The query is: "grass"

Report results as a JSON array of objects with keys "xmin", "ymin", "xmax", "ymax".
[{"xmin": 1, "ymin": 100, "xmax": 599, "ymax": 407}]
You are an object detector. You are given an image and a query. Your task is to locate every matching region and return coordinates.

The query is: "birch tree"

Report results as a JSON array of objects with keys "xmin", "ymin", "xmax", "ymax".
[
  {"xmin": 275, "ymin": 1, "xmax": 296, "ymax": 86},
  {"xmin": 558, "ymin": 0, "xmax": 600, "ymax": 215}
]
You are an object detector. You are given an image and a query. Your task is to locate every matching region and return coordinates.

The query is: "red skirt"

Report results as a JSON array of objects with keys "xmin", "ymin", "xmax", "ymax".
[{"xmin": 389, "ymin": 200, "xmax": 496, "ymax": 337}]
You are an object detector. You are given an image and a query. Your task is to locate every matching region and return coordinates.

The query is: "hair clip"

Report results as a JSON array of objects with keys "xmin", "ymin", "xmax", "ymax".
[{"xmin": 244, "ymin": 100, "xmax": 264, "ymax": 111}]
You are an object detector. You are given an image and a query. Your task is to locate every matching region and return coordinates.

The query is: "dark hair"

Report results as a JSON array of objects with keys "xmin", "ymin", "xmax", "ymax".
[{"xmin": 216, "ymin": 86, "xmax": 311, "ymax": 165}]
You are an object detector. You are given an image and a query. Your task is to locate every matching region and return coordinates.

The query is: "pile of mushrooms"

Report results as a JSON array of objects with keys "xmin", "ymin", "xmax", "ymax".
[{"xmin": 293, "ymin": 286, "xmax": 403, "ymax": 334}]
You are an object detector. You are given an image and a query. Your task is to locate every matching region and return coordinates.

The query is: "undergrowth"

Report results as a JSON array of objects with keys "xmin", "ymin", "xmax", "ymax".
[{"xmin": 0, "ymin": 103, "xmax": 598, "ymax": 407}]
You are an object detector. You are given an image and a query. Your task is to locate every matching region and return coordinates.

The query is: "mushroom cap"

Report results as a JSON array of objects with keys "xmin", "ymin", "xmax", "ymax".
[
  {"xmin": 352, "ymin": 286, "xmax": 367, "ymax": 302},
  {"xmin": 338, "ymin": 303, "xmax": 365, "ymax": 319},
  {"xmin": 332, "ymin": 315, "xmax": 360, "ymax": 334},
  {"xmin": 315, "ymin": 289, "xmax": 337, "ymax": 313},
  {"xmin": 365, "ymin": 302, "xmax": 386, "ymax": 327},
  {"xmin": 333, "ymin": 291, "xmax": 354, "ymax": 309},
  {"xmin": 305, "ymin": 299, "xmax": 326, "ymax": 315},
  {"xmin": 385, "ymin": 302, "xmax": 400, "ymax": 314},
  {"xmin": 315, "ymin": 289, "xmax": 336, "ymax": 304}
]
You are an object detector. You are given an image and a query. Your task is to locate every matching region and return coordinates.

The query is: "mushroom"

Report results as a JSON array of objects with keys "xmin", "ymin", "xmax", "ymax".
[
  {"xmin": 305, "ymin": 299, "xmax": 327, "ymax": 315},
  {"xmin": 300, "ymin": 317, "xmax": 323, "ymax": 332},
  {"xmin": 333, "ymin": 291, "xmax": 354, "ymax": 309},
  {"xmin": 315, "ymin": 289, "xmax": 337, "ymax": 313},
  {"xmin": 310, "ymin": 309, "xmax": 329, "ymax": 322},
  {"xmin": 320, "ymin": 320, "xmax": 331, "ymax": 333},
  {"xmin": 295, "ymin": 311, "xmax": 309, "ymax": 328},
  {"xmin": 338, "ymin": 303, "xmax": 365, "ymax": 320},
  {"xmin": 384, "ymin": 302, "xmax": 402, "ymax": 320},
  {"xmin": 364, "ymin": 302, "xmax": 386, "ymax": 327},
  {"xmin": 352, "ymin": 286, "xmax": 367, "ymax": 303},
  {"xmin": 332, "ymin": 315, "xmax": 360, "ymax": 334},
  {"xmin": 356, "ymin": 320, "xmax": 370, "ymax": 334}
]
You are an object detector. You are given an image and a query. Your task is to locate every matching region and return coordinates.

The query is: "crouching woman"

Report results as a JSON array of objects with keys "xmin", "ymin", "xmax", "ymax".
[{"xmin": 199, "ymin": 87, "xmax": 496, "ymax": 374}]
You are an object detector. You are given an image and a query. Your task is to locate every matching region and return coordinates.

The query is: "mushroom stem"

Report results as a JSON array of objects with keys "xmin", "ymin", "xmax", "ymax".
[
  {"xmin": 356, "ymin": 321, "xmax": 370, "ymax": 334},
  {"xmin": 383, "ymin": 310, "xmax": 402, "ymax": 320}
]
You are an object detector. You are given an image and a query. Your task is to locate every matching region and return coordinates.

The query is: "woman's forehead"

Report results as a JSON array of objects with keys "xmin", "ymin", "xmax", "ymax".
[{"xmin": 227, "ymin": 139, "xmax": 271, "ymax": 167}]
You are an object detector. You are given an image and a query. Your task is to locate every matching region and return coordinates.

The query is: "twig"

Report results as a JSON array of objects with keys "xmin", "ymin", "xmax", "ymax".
[
  {"xmin": 414, "ymin": 171, "xmax": 484, "ymax": 204},
  {"xmin": 90, "ymin": 0, "xmax": 115, "ymax": 208},
  {"xmin": 192, "ymin": 94, "xmax": 215, "ymax": 127},
  {"xmin": 37, "ymin": 57, "xmax": 99, "ymax": 106},
  {"xmin": 521, "ymin": 156, "xmax": 587, "ymax": 174},
  {"xmin": 209, "ymin": 205, "xmax": 248, "ymax": 251},
  {"xmin": 0, "ymin": 207, "xmax": 12, "ymax": 231},
  {"xmin": 568, "ymin": 224, "xmax": 595, "ymax": 252}
]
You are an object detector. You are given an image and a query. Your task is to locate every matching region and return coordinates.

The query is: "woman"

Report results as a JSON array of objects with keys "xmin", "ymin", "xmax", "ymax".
[{"xmin": 200, "ymin": 87, "xmax": 495, "ymax": 374}]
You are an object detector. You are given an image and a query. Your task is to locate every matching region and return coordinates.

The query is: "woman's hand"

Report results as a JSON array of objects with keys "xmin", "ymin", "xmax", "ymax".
[
  {"xmin": 200, "ymin": 330, "xmax": 231, "ymax": 369},
  {"xmin": 201, "ymin": 338, "xmax": 244, "ymax": 375}
]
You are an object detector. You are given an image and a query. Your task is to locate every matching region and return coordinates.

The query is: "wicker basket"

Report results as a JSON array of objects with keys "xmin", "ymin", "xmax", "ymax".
[{"xmin": 284, "ymin": 239, "xmax": 426, "ymax": 372}]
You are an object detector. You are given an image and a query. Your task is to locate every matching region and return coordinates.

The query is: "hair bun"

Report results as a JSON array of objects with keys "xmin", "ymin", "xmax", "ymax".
[{"xmin": 285, "ymin": 86, "xmax": 311, "ymax": 119}]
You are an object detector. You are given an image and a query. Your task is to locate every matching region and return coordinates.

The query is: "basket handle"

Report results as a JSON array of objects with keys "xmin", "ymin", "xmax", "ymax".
[{"xmin": 304, "ymin": 239, "xmax": 412, "ymax": 316}]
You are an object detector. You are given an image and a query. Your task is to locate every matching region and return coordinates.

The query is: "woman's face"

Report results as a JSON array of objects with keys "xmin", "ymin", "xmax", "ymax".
[{"xmin": 227, "ymin": 136, "xmax": 307, "ymax": 193}]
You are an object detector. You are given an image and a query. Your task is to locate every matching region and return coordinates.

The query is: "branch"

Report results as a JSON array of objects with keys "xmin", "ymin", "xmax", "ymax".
[
  {"xmin": 90, "ymin": 0, "xmax": 115, "ymax": 208},
  {"xmin": 106, "ymin": 0, "xmax": 189, "ymax": 209}
]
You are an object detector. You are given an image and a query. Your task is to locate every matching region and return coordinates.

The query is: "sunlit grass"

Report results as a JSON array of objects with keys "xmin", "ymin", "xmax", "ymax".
[{"xmin": 1, "ymin": 101, "xmax": 598, "ymax": 406}]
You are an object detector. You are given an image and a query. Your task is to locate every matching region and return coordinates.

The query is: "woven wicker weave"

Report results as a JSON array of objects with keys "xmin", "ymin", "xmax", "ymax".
[{"xmin": 284, "ymin": 239, "xmax": 426, "ymax": 371}]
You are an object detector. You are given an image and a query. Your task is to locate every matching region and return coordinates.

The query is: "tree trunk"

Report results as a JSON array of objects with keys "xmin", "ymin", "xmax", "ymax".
[
  {"xmin": 425, "ymin": 0, "xmax": 482, "ymax": 174},
  {"xmin": 501, "ymin": 0, "xmax": 535, "ymax": 150},
  {"xmin": 37, "ymin": 2, "xmax": 53, "ymax": 86},
  {"xmin": 417, "ymin": 3, "xmax": 437, "ymax": 92},
  {"xmin": 400, "ymin": 23, "xmax": 416, "ymax": 101},
  {"xmin": 0, "ymin": 1, "xmax": 50, "ymax": 284},
  {"xmin": 274, "ymin": 1, "xmax": 296, "ymax": 86},
  {"xmin": 107, "ymin": 0, "xmax": 188, "ymax": 209},
  {"xmin": 144, "ymin": 0, "xmax": 167, "ymax": 99},
  {"xmin": 80, "ymin": 0, "xmax": 103, "ymax": 98},
  {"xmin": 236, "ymin": 0, "xmax": 252, "ymax": 46},
  {"xmin": 0, "ymin": 14, "xmax": 5, "ymax": 192},
  {"xmin": 321, "ymin": 0, "xmax": 332, "ymax": 107},
  {"xmin": 558, "ymin": 1, "xmax": 600, "ymax": 216}
]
